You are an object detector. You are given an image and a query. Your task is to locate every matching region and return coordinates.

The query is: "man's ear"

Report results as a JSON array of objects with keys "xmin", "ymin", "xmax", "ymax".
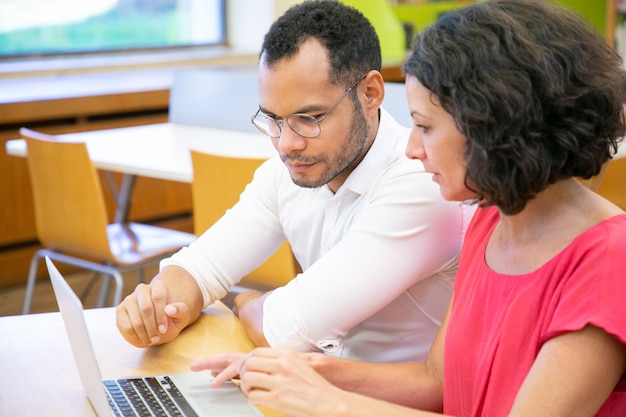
[{"xmin": 361, "ymin": 70, "xmax": 385, "ymax": 117}]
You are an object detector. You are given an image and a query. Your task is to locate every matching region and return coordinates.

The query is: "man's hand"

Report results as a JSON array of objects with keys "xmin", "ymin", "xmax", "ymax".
[{"xmin": 115, "ymin": 280, "xmax": 192, "ymax": 347}]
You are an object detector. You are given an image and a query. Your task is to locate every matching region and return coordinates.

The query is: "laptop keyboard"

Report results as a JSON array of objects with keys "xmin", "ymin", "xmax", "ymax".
[{"xmin": 104, "ymin": 376, "xmax": 199, "ymax": 417}]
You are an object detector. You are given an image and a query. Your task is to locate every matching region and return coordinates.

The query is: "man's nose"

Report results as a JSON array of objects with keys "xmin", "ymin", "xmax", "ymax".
[{"xmin": 274, "ymin": 122, "xmax": 307, "ymax": 153}]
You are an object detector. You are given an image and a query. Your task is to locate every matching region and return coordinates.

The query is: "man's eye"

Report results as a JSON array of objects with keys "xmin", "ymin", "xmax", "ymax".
[{"xmin": 292, "ymin": 114, "xmax": 316, "ymax": 123}]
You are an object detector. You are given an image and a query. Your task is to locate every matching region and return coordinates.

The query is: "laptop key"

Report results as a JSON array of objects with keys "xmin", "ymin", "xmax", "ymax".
[
  {"xmin": 157, "ymin": 377, "xmax": 199, "ymax": 417},
  {"xmin": 160, "ymin": 377, "xmax": 199, "ymax": 417}
]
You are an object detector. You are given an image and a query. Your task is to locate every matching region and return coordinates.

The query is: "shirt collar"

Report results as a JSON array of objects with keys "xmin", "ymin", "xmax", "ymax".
[{"xmin": 336, "ymin": 107, "xmax": 409, "ymax": 196}]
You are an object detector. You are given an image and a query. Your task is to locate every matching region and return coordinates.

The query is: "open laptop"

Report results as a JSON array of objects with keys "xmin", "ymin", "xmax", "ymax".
[{"xmin": 45, "ymin": 256, "xmax": 263, "ymax": 417}]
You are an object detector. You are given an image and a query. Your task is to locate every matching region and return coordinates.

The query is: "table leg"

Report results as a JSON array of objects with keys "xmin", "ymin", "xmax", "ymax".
[
  {"xmin": 114, "ymin": 174, "xmax": 137, "ymax": 223},
  {"xmin": 99, "ymin": 173, "xmax": 136, "ymax": 306}
]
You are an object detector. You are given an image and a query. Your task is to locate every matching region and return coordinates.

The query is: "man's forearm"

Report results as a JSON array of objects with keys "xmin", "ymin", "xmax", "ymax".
[
  {"xmin": 153, "ymin": 265, "xmax": 204, "ymax": 325},
  {"xmin": 234, "ymin": 290, "xmax": 270, "ymax": 347}
]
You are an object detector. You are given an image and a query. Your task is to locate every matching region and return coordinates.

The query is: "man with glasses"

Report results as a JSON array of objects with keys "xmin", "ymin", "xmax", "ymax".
[{"xmin": 116, "ymin": 0, "xmax": 473, "ymax": 364}]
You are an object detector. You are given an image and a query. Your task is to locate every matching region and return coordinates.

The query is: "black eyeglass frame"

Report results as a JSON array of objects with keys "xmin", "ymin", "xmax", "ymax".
[{"xmin": 250, "ymin": 73, "xmax": 368, "ymax": 139}]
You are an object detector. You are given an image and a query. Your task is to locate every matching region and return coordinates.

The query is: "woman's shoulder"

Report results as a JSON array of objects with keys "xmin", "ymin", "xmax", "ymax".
[
  {"xmin": 564, "ymin": 213, "xmax": 626, "ymax": 267},
  {"xmin": 587, "ymin": 213, "xmax": 626, "ymax": 244}
]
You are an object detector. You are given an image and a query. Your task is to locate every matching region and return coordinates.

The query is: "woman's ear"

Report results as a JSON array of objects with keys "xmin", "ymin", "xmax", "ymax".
[{"xmin": 361, "ymin": 70, "xmax": 385, "ymax": 117}]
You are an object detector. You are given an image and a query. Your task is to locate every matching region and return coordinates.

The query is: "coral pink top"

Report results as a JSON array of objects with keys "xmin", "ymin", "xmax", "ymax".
[{"xmin": 444, "ymin": 206, "xmax": 626, "ymax": 416}]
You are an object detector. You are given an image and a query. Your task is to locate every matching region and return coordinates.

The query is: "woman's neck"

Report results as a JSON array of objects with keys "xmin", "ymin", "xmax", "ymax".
[{"xmin": 485, "ymin": 178, "xmax": 622, "ymax": 275}]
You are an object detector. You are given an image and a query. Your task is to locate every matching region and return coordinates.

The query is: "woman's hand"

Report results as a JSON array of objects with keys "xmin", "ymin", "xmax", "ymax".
[
  {"xmin": 237, "ymin": 348, "xmax": 343, "ymax": 417},
  {"xmin": 190, "ymin": 352, "xmax": 249, "ymax": 387}
]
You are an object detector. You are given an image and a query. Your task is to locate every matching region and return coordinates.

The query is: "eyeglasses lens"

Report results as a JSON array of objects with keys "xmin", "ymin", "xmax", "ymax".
[
  {"xmin": 287, "ymin": 114, "xmax": 320, "ymax": 138},
  {"xmin": 252, "ymin": 114, "xmax": 321, "ymax": 138},
  {"xmin": 253, "ymin": 115, "xmax": 281, "ymax": 138}
]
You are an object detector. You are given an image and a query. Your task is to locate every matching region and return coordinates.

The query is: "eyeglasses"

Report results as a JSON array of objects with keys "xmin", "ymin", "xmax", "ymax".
[{"xmin": 251, "ymin": 74, "xmax": 367, "ymax": 139}]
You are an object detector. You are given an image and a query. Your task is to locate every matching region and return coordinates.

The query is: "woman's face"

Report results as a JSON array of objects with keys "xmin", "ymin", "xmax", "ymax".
[{"xmin": 404, "ymin": 75, "xmax": 475, "ymax": 202}]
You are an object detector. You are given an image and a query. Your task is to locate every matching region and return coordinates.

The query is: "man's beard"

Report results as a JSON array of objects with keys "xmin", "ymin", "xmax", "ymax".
[{"xmin": 287, "ymin": 100, "xmax": 370, "ymax": 189}]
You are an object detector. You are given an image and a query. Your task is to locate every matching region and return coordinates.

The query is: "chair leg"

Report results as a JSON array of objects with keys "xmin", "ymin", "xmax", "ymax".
[
  {"xmin": 32, "ymin": 251, "xmax": 125, "ymax": 310},
  {"xmin": 111, "ymin": 271, "xmax": 124, "ymax": 306},
  {"xmin": 96, "ymin": 273, "xmax": 112, "ymax": 308},
  {"xmin": 96, "ymin": 265, "xmax": 125, "ymax": 308},
  {"xmin": 22, "ymin": 249, "xmax": 47, "ymax": 315}
]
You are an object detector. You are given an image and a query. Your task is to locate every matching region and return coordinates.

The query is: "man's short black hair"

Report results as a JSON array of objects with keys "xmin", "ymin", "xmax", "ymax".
[{"xmin": 261, "ymin": 0, "xmax": 381, "ymax": 87}]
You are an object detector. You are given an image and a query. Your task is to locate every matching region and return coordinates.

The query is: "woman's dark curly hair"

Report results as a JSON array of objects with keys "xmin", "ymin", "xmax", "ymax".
[
  {"xmin": 260, "ymin": 0, "xmax": 381, "ymax": 89},
  {"xmin": 404, "ymin": 0, "xmax": 626, "ymax": 215}
]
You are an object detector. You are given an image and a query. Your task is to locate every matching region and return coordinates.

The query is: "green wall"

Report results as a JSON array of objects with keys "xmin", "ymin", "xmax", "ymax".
[
  {"xmin": 340, "ymin": 0, "xmax": 406, "ymax": 63},
  {"xmin": 390, "ymin": 1, "xmax": 608, "ymax": 41},
  {"xmin": 391, "ymin": 1, "xmax": 477, "ymax": 33},
  {"xmin": 552, "ymin": 0, "xmax": 607, "ymax": 36},
  {"xmin": 343, "ymin": 0, "xmax": 610, "ymax": 65}
]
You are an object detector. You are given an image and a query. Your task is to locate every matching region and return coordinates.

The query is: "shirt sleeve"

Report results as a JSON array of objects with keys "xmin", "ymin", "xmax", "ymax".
[
  {"xmin": 263, "ymin": 157, "xmax": 471, "ymax": 352},
  {"xmin": 543, "ymin": 215, "xmax": 626, "ymax": 346},
  {"xmin": 161, "ymin": 157, "xmax": 288, "ymax": 306}
]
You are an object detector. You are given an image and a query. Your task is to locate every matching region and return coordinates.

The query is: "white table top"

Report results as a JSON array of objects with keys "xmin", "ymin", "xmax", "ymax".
[
  {"xmin": 6, "ymin": 122, "xmax": 626, "ymax": 184},
  {"xmin": 0, "ymin": 305, "xmax": 284, "ymax": 417},
  {"xmin": 6, "ymin": 123, "xmax": 275, "ymax": 183}
]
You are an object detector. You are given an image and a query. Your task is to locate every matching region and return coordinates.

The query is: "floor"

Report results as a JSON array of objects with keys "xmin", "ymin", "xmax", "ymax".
[
  {"xmin": 0, "ymin": 216, "xmax": 197, "ymax": 317},
  {"xmin": 0, "ymin": 264, "xmax": 159, "ymax": 317}
]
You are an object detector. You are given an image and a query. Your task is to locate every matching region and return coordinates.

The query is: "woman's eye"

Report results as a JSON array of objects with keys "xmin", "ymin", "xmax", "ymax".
[{"xmin": 416, "ymin": 124, "xmax": 429, "ymax": 133}]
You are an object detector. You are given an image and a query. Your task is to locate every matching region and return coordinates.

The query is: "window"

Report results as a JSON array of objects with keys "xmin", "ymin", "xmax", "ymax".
[{"xmin": 0, "ymin": 0, "xmax": 225, "ymax": 58}]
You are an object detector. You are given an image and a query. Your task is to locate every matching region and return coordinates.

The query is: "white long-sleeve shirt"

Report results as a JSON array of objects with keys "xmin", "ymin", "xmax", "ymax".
[{"xmin": 162, "ymin": 109, "xmax": 475, "ymax": 363}]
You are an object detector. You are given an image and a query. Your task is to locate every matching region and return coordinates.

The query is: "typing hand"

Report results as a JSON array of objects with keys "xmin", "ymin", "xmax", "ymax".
[
  {"xmin": 190, "ymin": 352, "xmax": 249, "ymax": 387},
  {"xmin": 234, "ymin": 348, "xmax": 341, "ymax": 414},
  {"xmin": 115, "ymin": 281, "xmax": 190, "ymax": 347}
]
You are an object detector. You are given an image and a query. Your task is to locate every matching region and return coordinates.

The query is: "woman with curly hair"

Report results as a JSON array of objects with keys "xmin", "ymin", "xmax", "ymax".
[{"xmin": 195, "ymin": 1, "xmax": 626, "ymax": 415}]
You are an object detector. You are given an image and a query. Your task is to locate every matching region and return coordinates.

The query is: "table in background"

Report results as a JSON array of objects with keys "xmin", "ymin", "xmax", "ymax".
[
  {"xmin": 0, "ymin": 302, "xmax": 284, "ymax": 417},
  {"xmin": 7, "ymin": 120, "xmax": 625, "ymax": 218},
  {"xmin": 5, "ymin": 122, "xmax": 275, "ymax": 222},
  {"xmin": 6, "ymin": 122, "xmax": 274, "ymax": 183}
]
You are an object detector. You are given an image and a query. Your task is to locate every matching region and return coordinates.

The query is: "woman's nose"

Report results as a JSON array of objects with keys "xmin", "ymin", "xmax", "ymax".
[{"xmin": 405, "ymin": 128, "xmax": 425, "ymax": 161}]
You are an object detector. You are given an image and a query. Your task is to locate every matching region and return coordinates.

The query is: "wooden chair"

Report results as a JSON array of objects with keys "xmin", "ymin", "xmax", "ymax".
[
  {"xmin": 190, "ymin": 150, "xmax": 300, "ymax": 291},
  {"xmin": 20, "ymin": 128, "xmax": 196, "ymax": 314}
]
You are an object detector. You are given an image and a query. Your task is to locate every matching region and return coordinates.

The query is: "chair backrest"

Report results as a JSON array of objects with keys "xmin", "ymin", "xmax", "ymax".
[
  {"xmin": 169, "ymin": 68, "xmax": 260, "ymax": 133},
  {"xmin": 21, "ymin": 128, "xmax": 115, "ymax": 261},
  {"xmin": 190, "ymin": 150, "xmax": 299, "ymax": 289}
]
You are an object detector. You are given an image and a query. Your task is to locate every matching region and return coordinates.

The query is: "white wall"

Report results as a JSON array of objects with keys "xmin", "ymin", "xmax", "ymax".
[{"xmin": 227, "ymin": 0, "xmax": 301, "ymax": 53}]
